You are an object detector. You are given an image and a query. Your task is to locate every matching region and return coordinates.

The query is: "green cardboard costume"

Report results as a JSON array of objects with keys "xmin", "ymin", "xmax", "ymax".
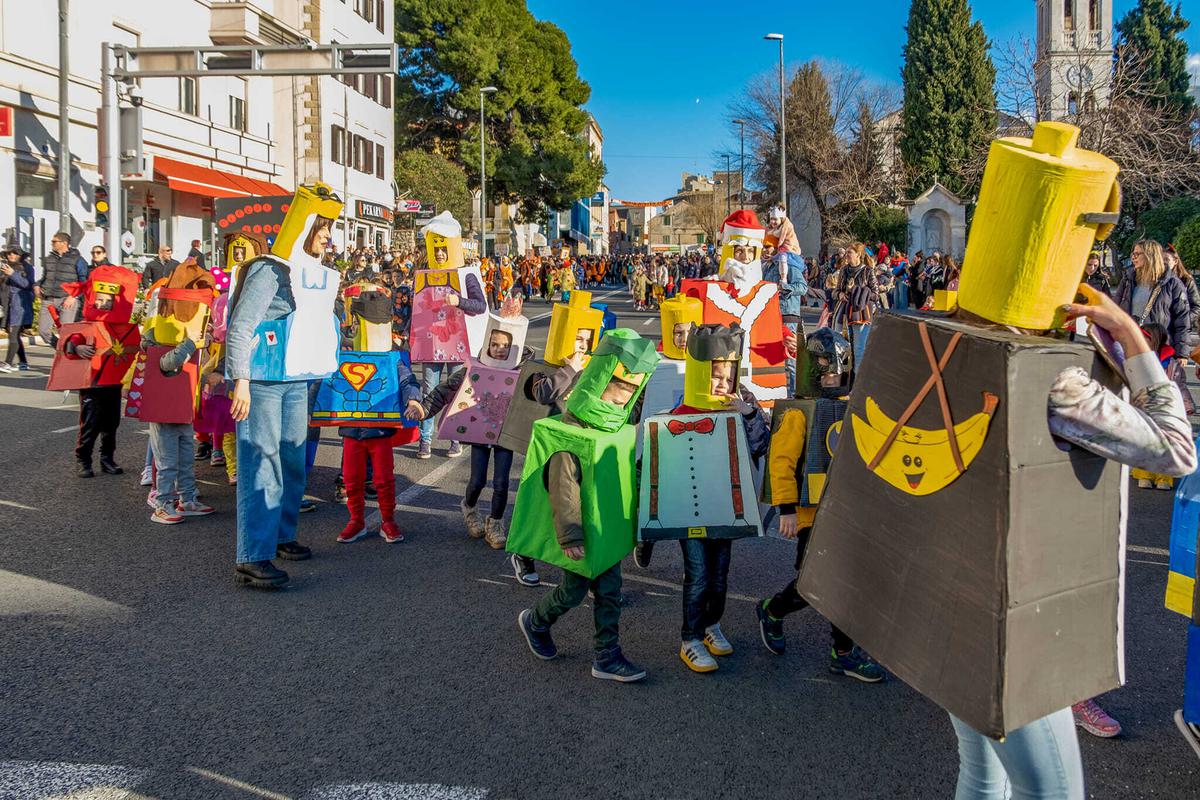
[{"xmin": 507, "ymin": 329, "xmax": 660, "ymax": 579}]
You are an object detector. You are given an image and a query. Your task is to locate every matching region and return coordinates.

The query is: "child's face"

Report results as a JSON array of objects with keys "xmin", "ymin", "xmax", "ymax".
[
  {"xmin": 600, "ymin": 376, "xmax": 639, "ymax": 407},
  {"xmin": 487, "ymin": 330, "xmax": 513, "ymax": 361},
  {"xmin": 94, "ymin": 293, "xmax": 115, "ymax": 311},
  {"xmin": 710, "ymin": 360, "xmax": 735, "ymax": 396},
  {"xmin": 671, "ymin": 323, "xmax": 691, "ymax": 351},
  {"xmin": 574, "ymin": 329, "xmax": 594, "ymax": 355}
]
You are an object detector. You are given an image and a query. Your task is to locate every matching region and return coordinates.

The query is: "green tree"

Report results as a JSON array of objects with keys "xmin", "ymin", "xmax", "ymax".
[
  {"xmin": 1116, "ymin": 0, "xmax": 1195, "ymax": 111},
  {"xmin": 1133, "ymin": 196, "xmax": 1200, "ymax": 245},
  {"xmin": 1174, "ymin": 214, "xmax": 1200, "ymax": 273},
  {"xmin": 395, "ymin": 0, "xmax": 604, "ymax": 219},
  {"xmin": 900, "ymin": 0, "xmax": 997, "ymax": 198},
  {"xmin": 394, "ymin": 149, "xmax": 473, "ymax": 225},
  {"xmin": 849, "ymin": 206, "xmax": 908, "ymax": 250}
]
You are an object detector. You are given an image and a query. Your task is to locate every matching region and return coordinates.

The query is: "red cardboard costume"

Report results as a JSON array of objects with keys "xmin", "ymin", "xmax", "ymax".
[{"xmin": 47, "ymin": 265, "xmax": 140, "ymax": 391}]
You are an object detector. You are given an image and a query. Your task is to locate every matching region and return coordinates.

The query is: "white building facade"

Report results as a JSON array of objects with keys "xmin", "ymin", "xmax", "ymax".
[{"xmin": 1035, "ymin": 0, "xmax": 1113, "ymax": 120}]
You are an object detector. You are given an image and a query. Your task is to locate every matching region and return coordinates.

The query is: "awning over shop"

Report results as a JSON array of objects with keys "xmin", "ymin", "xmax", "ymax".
[{"xmin": 153, "ymin": 155, "xmax": 288, "ymax": 199}]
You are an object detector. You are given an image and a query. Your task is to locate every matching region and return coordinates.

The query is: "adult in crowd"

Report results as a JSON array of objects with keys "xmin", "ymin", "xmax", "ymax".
[
  {"xmin": 88, "ymin": 244, "xmax": 115, "ymax": 272},
  {"xmin": 187, "ymin": 239, "xmax": 207, "ymax": 270},
  {"xmin": 833, "ymin": 243, "xmax": 879, "ymax": 368},
  {"xmin": 1, "ymin": 245, "xmax": 35, "ymax": 372},
  {"xmin": 36, "ymin": 231, "xmax": 88, "ymax": 347},
  {"xmin": 226, "ymin": 183, "xmax": 343, "ymax": 589},
  {"xmin": 1083, "ymin": 251, "xmax": 1111, "ymax": 297},
  {"xmin": 1165, "ymin": 245, "xmax": 1200, "ymax": 335},
  {"xmin": 1114, "ymin": 239, "xmax": 1190, "ymax": 355},
  {"xmin": 141, "ymin": 244, "xmax": 180, "ymax": 289}
]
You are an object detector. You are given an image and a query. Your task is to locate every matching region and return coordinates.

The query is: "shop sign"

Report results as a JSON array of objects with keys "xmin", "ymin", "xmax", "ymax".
[{"xmin": 357, "ymin": 200, "xmax": 393, "ymax": 223}]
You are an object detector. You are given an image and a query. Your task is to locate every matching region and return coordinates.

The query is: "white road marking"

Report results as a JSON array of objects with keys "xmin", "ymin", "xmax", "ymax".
[
  {"xmin": 1129, "ymin": 558, "xmax": 1169, "ymax": 567},
  {"xmin": 50, "ymin": 425, "xmax": 77, "ymax": 433},
  {"xmin": 476, "ymin": 578, "xmax": 509, "ymax": 587},
  {"xmin": 196, "ymin": 479, "xmax": 222, "ymax": 487},
  {"xmin": 0, "ymin": 760, "xmax": 148, "ymax": 799},
  {"xmin": 186, "ymin": 767, "xmax": 293, "ymax": 800},
  {"xmin": 0, "ymin": 499, "xmax": 38, "ymax": 510},
  {"xmin": 621, "ymin": 572, "xmax": 760, "ymax": 603},
  {"xmin": 303, "ymin": 783, "xmax": 488, "ymax": 800},
  {"xmin": 1129, "ymin": 544, "xmax": 1170, "ymax": 557},
  {"xmin": 641, "ymin": 318, "xmax": 654, "ymax": 327}
]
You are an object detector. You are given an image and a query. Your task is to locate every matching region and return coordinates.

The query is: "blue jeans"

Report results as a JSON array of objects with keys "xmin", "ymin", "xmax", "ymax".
[
  {"xmin": 784, "ymin": 321, "xmax": 800, "ymax": 397},
  {"xmin": 849, "ymin": 323, "xmax": 871, "ymax": 371},
  {"xmin": 236, "ymin": 381, "xmax": 308, "ymax": 564},
  {"xmin": 893, "ymin": 282, "xmax": 909, "ymax": 310},
  {"xmin": 418, "ymin": 363, "xmax": 459, "ymax": 446},
  {"xmin": 949, "ymin": 709, "xmax": 1083, "ymax": 800},
  {"xmin": 149, "ymin": 421, "xmax": 197, "ymax": 508},
  {"xmin": 679, "ymin": 538, "xmax": 733, "ymax": 641}
]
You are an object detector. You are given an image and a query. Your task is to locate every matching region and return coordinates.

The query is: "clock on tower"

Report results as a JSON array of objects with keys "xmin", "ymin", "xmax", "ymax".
[{"xmin": 1035, "ymin": 0, "xmax": 1113, "ymax": 120}]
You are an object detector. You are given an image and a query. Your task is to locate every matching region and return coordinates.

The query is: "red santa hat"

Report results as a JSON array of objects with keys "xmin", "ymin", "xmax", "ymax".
[{"xmin": 720, "ymin": 209, "xmax": 766, "ymax": 247}]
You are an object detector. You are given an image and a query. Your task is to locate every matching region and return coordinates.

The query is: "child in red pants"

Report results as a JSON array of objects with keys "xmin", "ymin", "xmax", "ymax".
[{"xmin": 337, "ymin": 368, "xmax": 423, "ymax": 544}]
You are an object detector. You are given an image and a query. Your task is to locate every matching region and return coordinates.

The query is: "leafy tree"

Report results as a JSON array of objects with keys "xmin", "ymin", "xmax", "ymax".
[
  {"xmin": 395, "ymin": 0, "xmax": 604, "ymax": 218},
  {"xmin": 394, "ymin": 149, "xmax": 473, "ymax": 225},
  {"xmin": 900, "ymin": 0, "xmax": 997, "ymax": 198},
  {"xmin": 1116, "ymin": 0, "xmax": 1195, "ymax": 111},
  {"xmin": 849, "ymin": 206, "xmax": 908, "ymax": 250},
  {"xmin": 1173, "ymin": 214, "xmax": 1200, "ymax": 273},
  {"xmin": 1133, "ymin": 196, "xmax": 1200, "ymax": 245}
]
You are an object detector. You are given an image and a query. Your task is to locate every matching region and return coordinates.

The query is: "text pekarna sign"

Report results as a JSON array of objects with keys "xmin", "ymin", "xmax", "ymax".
[{"xmin": 357, "ymin": 200, "xmax": 394, "ymax": 223}]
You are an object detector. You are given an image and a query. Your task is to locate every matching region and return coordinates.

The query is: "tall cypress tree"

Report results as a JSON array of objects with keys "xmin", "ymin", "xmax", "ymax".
[
  {"xmin": 899, "ymin": 0, "xmax": 997, "ymax": 198},
  {"xmin": 1116, "ymin": 0, "xmax": 1195, "ymax": 112}
]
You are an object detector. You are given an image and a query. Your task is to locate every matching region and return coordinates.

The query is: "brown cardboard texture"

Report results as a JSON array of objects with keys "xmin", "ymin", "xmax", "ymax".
[{"xmin": 796, "ymin": 312, "xmax": 1122, "ymax": 738}]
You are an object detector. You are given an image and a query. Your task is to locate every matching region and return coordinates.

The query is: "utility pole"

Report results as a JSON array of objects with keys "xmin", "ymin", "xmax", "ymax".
[
  {"xmin": 724, "ymin": 154, "xmax": 731, "ymax": 217},
  {"xmin": 58, "ymin": 0, "xmax": 70, "ymax": 233},
  {"xmin": 765, "ymin": 33, "xmax": 786, "ymax": 213},
  {"xmin": 479, "ymin": 86, "xmax": 497, "ymax": 257},
  {"xmin": 100, "ymin": 43, "xmax": 121, "ymax": 259},
  {"xmin": 733, "ymin": 119, "xmax": 746, "ymax": 210}
]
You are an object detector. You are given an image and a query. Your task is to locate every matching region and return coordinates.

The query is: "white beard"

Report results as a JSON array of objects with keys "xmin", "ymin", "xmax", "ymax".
[{"xmin": 720, "ymin": 257, "xmax": 763, "ymax": 298}]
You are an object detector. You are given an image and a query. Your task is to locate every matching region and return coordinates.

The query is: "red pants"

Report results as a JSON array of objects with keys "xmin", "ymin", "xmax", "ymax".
[{"xmin": 342, "ymin": 437, "xmax": 396, "ymax": 523}]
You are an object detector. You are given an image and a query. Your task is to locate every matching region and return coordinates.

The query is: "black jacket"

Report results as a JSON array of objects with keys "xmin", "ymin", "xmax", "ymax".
[
  {"xmin": 39, "ymin": 248, "xmax": 88, "ymax": 298},
  {"xmin": 1114, "ymin": 267, "xmax": 1191, "ymax": 354},
  {"xmin": 141, "ymin": 257, "xmax": 180, "ymax": 288}
]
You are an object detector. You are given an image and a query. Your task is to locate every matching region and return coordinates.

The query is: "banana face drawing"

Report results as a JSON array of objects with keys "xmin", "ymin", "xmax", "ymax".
[{"xmin": 853, "ymin": 393, "xmax": 999, "ymax": 496}]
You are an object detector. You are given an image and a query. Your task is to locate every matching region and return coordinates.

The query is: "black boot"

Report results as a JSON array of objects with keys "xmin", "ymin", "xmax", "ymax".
[
  {"xmin": 76, "ymin": 462, "xmax": 95, "ymax": 479},
  {"xmin": 276, "ymin": 541, "xmax": 312, "ymax": 561},
  {"xmin": 234, "ymin": 560, "xmax": 289, "ymax": 588},
  {"xmin": 99, "ymin": 457, "xmax": 123, "ymax": 475}
]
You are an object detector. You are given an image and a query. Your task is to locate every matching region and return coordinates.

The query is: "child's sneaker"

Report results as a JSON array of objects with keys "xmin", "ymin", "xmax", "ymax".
[
  {"xmin": 446, "ymin": 441, "xmax": 463, "ymax": 458},
  {"xmin": 830, "ymin": 647, "xmax": 886, "ymax": 683},
  {"xmin": 461, "ymin": 500, "xmax": 485, "ymax": 539},
  {"xmin": 227, "ymin": 472, "xmax": 237, "ymax": 485},
  {"xmin": 150, "ymin": 506, "xmax": 184, "ymax": 525},
  {"xmin": 338, "ymin": 520, "xmax": 368, "ymax": 543},
  {"xmin": 756, "ymin": 600, "xmax": 786, "ymax": 655},
  {"xmin": 176, "ymin": 500, "xmax": 215, "ymax": 517},
  {"xmin": 333, "ymin": 478, "xmax": 347, "ymax": 504},
  {"xmin": 634, "ymin": 541, "xmax": 654, "ymax": 569},
  {"xmin": 139, "ymin": 466, "xmax": 154, "ymax": 487},
  {"xmin": 593, "ymin": 646, "xmax": 647, "ymax": 682},
  {"xmin": 1072, "ymin": 698, "xmax": 1122, "ymax": 738},
  {"xmin": 1156, "ymin": 479, "xmax": 1175, "ymax": 491},
  {"xmin": 703, "ymin": 624, "xmax": 734, "ymax": 656},
  {"xmin": 518, "ymin": 609, "xmax": 558, "ymax": 660},
  {"xmin": 510, "ymin": 553, "xmax": 540, "ymax": 587},
  {"xmin": 484, "ymin": 516, "xmax": 508, "ymax": 549},
  {"xmin": 211, "ymin": 450, "xmax": 226, "ymax": 467},
  {"xmin": 380, "ymin": 521, "xmax": 405, "ymax": 543},
  {"xmin": 146, "ymin": 489, "xmax": 159, "ymax": 509},
  {"xmin": 1175, "ymin": 709, "xmax": 1200, "ymax": 759},
  {"xmin": 417, "ymin": 440, "xmax": 432, "ymax": 459},
  {"xmin": 680, "ymin": 640, "xmax": 718, "ymax": 673},
  {"xmin": 1137, "ymin": 478, "xmax": 1153, "ymax": 489}
]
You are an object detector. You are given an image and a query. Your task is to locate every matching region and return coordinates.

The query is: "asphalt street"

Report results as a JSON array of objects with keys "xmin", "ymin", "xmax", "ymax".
[{"xmin": 0, "ymin": 289, "xmax": 1197, "ymax": 800}]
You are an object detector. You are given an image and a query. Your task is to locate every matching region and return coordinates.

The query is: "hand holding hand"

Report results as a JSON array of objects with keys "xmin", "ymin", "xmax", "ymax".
[
  {"xmin": 782, "ymin": 327, "xmax": 798, "ymax": 359},
  {"xmin": 230, "ymin": 378, "xmax": 251, "ymax": 422},
  {"xmin": 404, "ymin": 399, "xmax": 426, "ymax": 421},
  {"xmin": 62, "ymin": 295, "xmax": 78, "ymax": 310}
]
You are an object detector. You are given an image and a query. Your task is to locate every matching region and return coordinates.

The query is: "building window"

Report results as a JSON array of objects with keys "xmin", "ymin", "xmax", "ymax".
[
  {"xmin": 1067, "ymin": 91, "xmax": 1079, "ymax": 116},
  {"xmin": 1089, "ymin": 0, "xmax": 1099, "ymax": 30},
  {"xmin": 1064, "ymin": 0, "xmax": 1074, "ymax": 31},
  {"xmin": 381, "ymin": 75, "xmax": 392, "ymax": 109},
  {"xmin": 1083, "ymin": 91, "xmax": 1096, "ymax": 112},
  {"xmin": 695, "ymin": 234, "xmax": 705, "ymax": 244},
  {"xmin": 331, "ymin": 125, "xmax": 345, "ymax": 166},
  {"xmin": 661, "ymin": 215, "xmax": 671, "ymax": 226},
  {"xmin": 229, "ymin": 96, "xmax": 246, "ymax": 132},
  {"xmin": 364, "ymin": 74, "xmax": 377, "ymax": 101},
  {"xmin": 661, "ymin": 235, "xmax": 671, "ymax": 245},
  {"xmin": 375, "ymin": 143, "xmax": 384, "ymax": 179},
  {"xmin": 179, "ymin": 77, "xmax": 198, "ymax": 116},
  {"xmin": 376, "ymin": 0, "xmax": 385, "ymax": 33}
]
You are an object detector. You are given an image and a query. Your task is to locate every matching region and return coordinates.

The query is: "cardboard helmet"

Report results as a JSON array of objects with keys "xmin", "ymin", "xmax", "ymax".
[
  {"xmin": 796, "ymin": 327, "xmax": 852, "ymax": 398},
  {"xmin": 479, "ymin": 295, "xmax": 530, "ymax": 370},
  {"xmin": 346, "ymin": 283, "xmax": 394, "ymax": 352},
  {"xmin": 545, "ymin": 290, "xmax": 604, "ymax": 366},
  {"xmin": 151, "ymin": 259, "xmax": 215, "ymax": 345},
  {"xmin": 421, "ymin": 211, "xmax": 465, "ymax": 270},
  {"xmin": 684, "ymin": 324, "xmax": 745, "ymax": 411},
  {"xmin": 271, "ymin": 182, "xmax": 343, "ymax": 261},
  {"xmin": 719, "ymin": 209, "xmax": 765, "ymax": 269},
  {"xmin": 567, "ymin": 328, "xmax": 660, "ymax": 432},
  {"xmin": 659, "ymin": 295, "xmax": 703, "ymax": 360},
  {"xmin": 958, "ymin": 121, "xmax": 1120, "ymax": 329},
  {"xmin": 81, "ymin": 264, "xmax": 139, "ymax": 323}
]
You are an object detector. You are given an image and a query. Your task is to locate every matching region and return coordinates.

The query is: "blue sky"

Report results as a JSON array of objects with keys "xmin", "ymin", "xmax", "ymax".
[{"xmin": 526, "ymin": 0, "xmax": 1200, "ymax": 202}]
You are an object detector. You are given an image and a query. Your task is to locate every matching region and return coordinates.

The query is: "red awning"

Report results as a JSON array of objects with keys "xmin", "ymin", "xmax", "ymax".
[{"xmin": 153, "ymin": 155, "xmax": 288, "ymax": 199}]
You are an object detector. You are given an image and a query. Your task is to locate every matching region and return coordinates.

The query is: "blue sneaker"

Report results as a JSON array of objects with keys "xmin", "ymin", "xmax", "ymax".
[
  {"xmin": 756, "ymin": 600, "xmax": 786, "ymax": 656},
  {"xmin": 518, "ymin": 609, "xmax": 557, "ymax": 660},
  {"xmin": 830, "ymin": 647, "xmax": 886, "ymax": 683},
  {"xmin": 592, "ymin": 646, "xmax": 647, "ymax": 683}
]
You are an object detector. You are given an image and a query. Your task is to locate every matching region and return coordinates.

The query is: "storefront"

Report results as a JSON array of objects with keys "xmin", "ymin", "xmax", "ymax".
[{"xmin": 350, "ymin": 199, "xmax": 393, "ymax": 252}]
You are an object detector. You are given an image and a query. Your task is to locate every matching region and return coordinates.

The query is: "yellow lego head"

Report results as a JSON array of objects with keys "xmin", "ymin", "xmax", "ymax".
[
  {"xmin": 545, "ymin": 290, "xmax": 604, "ymax": 366},
  {"xmin": 149, "ymin": 260, "xmax": 215, "ymax": 346},
  {"xmin": 225, "ymin": 232, "xmax": 266, "ymax": 270},
  {"xmin": 660, "ymin": 295, "xmax": 703, "ymax": 360},
  {"xmin": 271, "ymin": 182, "xmax": 343, "ymax": 262},
  {"xmin": 958, "ymin": 122, "xmax": 1121, "ymax": 329},
  {"xmin": 421, "ymin": 211, "xmax": 465, "ymax": 270},
  {"xmin": 683, "ymin": 324, "xmax": 745, "ymax": 410}
]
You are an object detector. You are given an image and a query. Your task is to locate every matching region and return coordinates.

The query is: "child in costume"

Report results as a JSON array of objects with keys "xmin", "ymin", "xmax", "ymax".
[
  {"xmin": 656, "ymin": 324, "xmax": 769, "ymax": 673},
  {"xmin": 511, "ymin": 328, "xmax": 660, "ymax": 682},
  {"xmin": 196, "ymin": 291, "xmax": 237, "ymax": 485},
  {"xmin": 414, "ymin": 297, "xmax": 530, "ymax": 550},
  {"xmin": 755, "ymin": 327, "xmax": 884, "ymax": 682}
]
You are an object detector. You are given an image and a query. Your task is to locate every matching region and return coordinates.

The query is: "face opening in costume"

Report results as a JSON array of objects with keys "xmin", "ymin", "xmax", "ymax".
[
  {"xmin": 672, "ymin": 322, "xmax": 692, "ymax": 352},
  {"xmin": 304, "ymin": 216, "xmax": 334, "ymax": 257},
  {"xmin": 600, "ymin": 375, "xmax": 641, "ymax": 407},
  {"xmin": 94, "ymin": 292, "xmax": 115, "ymax": 311},
  {"xmin": 710, "ymin": 360, "xmax": 736, "ymax": 397},
  {"xmin": 575, "ymin": 329, "xmax": 595, "ymax": 356},
  {"xmin": 487, "ymin": 330, "xmax": 513, "ymax": 362},
  {"xmin": 732, "ymin": 243, "xmax": 756, "ymax": 264},
  {"xmin": 434, "ymin": 246, "xmax": 449, "ymax": 265},
  {"xmin": 233, "ymin": 246, "xmax": 246, "ymax": 262}
]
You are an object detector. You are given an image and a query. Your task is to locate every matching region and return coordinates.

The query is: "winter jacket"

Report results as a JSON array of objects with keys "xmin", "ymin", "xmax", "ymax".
[
  {"xmin": 835, "ymin": 264, "xmax": 879, "ymax": 324},
  {"xmin": 1178, "ymin": 270, "xmax": 1200, "ymax": 330},
  {"xmin": 3, "ymin": 260, "xmax": 35, "ymax": 328},
  {"xmin": 764, "ymin": 252, "xmax": 808, "ymax": 319},
  {"xmin": 1113, "ymin": 267, "xmax": 1191, "ymax": 354},
  {"xmin": 141, "ymin": 257, "xmax": 180, "ymax": 289},
  {"xmin": 39, "ymin": 248, "xmax": 88, "ymax": 299}
]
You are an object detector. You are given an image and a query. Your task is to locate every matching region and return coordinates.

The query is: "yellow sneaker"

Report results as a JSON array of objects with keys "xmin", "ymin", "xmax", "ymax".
[{"xmin": 680, "ymin": 640, "xmax": 718, "ymax": 672}]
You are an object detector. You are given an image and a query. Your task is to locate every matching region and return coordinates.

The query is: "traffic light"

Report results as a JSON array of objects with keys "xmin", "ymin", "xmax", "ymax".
[{"xmin": 95, "ymin": 186, "xmax": 110, "ymax": 230}]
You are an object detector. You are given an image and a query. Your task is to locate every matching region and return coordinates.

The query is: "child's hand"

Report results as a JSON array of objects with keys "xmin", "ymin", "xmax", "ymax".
[
  {"xmin": 404, "ymin": 400, "xmax": 425, "ymax": 421},
  {"xmin": 563, "ymin": 545, "xmax": 585, "ymax": 561},
  {"xmin": 779, "ymin": 513, "xmax": 798, "ymax": 539},
  {"xmin": 722, "ymin": 393, "xmax": 754, "ymax": 416},
  {"xmin": 74, "ymin": 344, "xmax": 96, "ymax": 359},
  {"xmin": 444, "ymin": 292, "xmax": 461, "ymax": 308},
  {"xmin": 564, "ymin": 351, "xmax": 586, "ymax": 372}
]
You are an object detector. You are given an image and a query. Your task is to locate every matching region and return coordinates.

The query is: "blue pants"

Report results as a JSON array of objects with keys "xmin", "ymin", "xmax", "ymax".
[
  {"xmin": 849, "ymin": 323, "xmax": 871, "ymax": 372},
  {"xmin": 418, "ymin": 363, "xmax": 458, "ymax": 446},
  {"xmin": 1186, "ymin": 623, "xmax": 1200, "ymax": 724},
  {"xmin": 236, "ymin": 381, "xmax": 308, "ymax": 564},
  {"xmin": 465, "ymin": 444, "xmax": 514, "ymax": 519},
  {"xmin": 784, "ymin": 321, "xmax": 800, "ymax": 398},
  {"xmin": 149, "ymin": 421, "xmax": 197, "ymax": 509},
  {"xmin": 949, "ymin": 709, "xmax": 1083, "ymax": 800}
]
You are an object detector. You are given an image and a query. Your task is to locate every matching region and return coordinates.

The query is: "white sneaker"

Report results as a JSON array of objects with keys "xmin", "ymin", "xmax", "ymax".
[
  {"xmin": 680, "ymin": 639, "xmax": 718, "ymax": 673},
  {"xmin": 704, "ymin": 624, "xmax": 734, "ymax": 656},
  {"xmin": 0, "ymin": 363, "xmax": 14, "ymax": 373},
  {"xmin": 140, "ymin": 466, "xmax": 154, "ymax": 487},
  {"xmin": 1137, "ymin": 478, "xmax": 1153, "ymax": 489}
]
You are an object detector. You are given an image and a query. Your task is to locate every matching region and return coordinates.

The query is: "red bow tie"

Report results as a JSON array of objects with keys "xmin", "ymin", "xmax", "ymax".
[{"xmin": 667, "ymin": 418, "xmax": 715, "ymax": 436}]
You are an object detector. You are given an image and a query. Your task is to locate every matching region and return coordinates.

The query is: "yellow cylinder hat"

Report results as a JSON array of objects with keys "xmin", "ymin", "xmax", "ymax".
[
  {"xmin": 660, "ymin": 295, "xmax": 704, "ymax": 360},
  {"xmin": 545, "ymin": 289, "xmax": 604, "ymax": 366},
  {"xmin": 271, "ymin": 182, "xmax": 343, "ymax": 261},
  {"xmin": 683, "ymin": 324, "xmax": 744, "ymax": 411},
  {"xmin": 958, "ymin": 122, "xmax": 1120, "ymax": 329},
  {"xmin": 422, "ymin": 211, "xmax": 465, "ymax": 270}
]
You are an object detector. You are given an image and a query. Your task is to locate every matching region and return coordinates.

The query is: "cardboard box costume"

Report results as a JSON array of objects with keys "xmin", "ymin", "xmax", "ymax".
[
  {"xmin": 507, "ymin": 329, "xmax": 660, "ymax": 579},
  {"xmin": 1166, "ymin": 453, "xmax": 1200, "ymax": 725},
  {"xmin": 642, "ymin": 295, "xmax": 702, "ymax": 416},
  {"xmin": 46, "ymin": 265, "xmax": 140, "ymax": 391},
  {"xmin": 410, "ymin": 212, "xmax": 487, "ymax": 363},
  {"xmin": 124, "ymin": 345, "xmax": 200, "ymax": 424},
  {"xmin": 797, "ymin": 122, "xmax": 1126, "ymax": 739}
]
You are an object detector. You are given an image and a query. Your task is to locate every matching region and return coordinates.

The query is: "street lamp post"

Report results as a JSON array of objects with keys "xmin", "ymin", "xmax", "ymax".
[
  {"xmin": 724, "ymin": 154, "xmax": 731, "ymax": 217},
  {"xmin": 479, "ymin": 86, "xmax": 497, "ymax": 257},
  {"xmin": 732, "ymin": 118, "xmax": 746, "ymax": 210},
  {"xmin": 764, "ymin": 33, "xmax": 786, "ymax": 213}
]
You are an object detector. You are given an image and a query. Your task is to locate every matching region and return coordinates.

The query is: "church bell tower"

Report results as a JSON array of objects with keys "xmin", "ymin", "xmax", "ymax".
[{"xmin": 1035, "ymin": 0, "xmax": 1114, "ymax": 120}]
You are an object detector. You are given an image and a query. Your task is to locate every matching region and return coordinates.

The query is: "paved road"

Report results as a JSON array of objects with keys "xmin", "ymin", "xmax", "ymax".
[{"xmin": 0, "ymin": 290, "xmax": 1196, "ymax": 799}]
